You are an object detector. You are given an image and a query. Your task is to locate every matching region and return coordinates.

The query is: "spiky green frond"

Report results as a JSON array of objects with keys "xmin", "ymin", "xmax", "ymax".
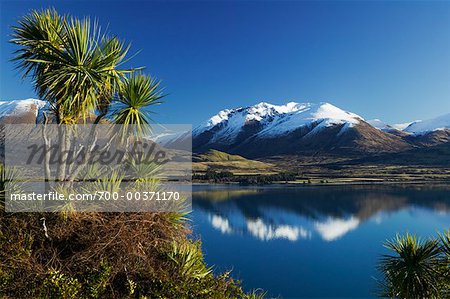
[
  {"xmin": 378, "ymin": 233, "xmax": 443, "ymax": 298},
  {"xmin": 167, "ymin": 241, "xmax": 213, "ymax": 280},
  {"xmin": 113, "ymin": 73, "xmax": 164, "ymax": 137},
  {"xmin": 438, "ymin": 230, "xmax": 450, "ymax": 290},
  {"xmin": 11, "ymin": 8, "xmax": 66, "ymax": 100},
  {"xmin": 439, "ymin": 230, "xmax": 450, "ymax": 258},
  {"xmin": 90, "ymin": 170, "xmax": 124, "ymax": 194},
  {"xmin": 11, "ymin": 9, "xmax": 132, "ymax": 123}
]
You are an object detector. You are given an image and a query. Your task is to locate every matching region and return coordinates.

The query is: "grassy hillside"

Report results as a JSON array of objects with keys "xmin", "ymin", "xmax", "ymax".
[
  {"xmin": 194, "ymin": 149, "xmax": 249, "ymax": 162},
  {"xmin": 193, "ymin": 150, "xmax": 275, "ymax": 174}
]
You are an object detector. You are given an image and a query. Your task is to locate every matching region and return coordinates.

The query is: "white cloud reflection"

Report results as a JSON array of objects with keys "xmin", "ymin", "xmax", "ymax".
[
  {"xmin": 246, "ymin": 218, "xmax": 311, "ymax": 241},
  {"xmin": 210, "ymin": 214, "xmax": 233, "ymax": 234},
  {"xmin": 208, "ymin": 211, "xmax": 362, "ymax": 242},
  {"xmin": 314, "ymin": 216, "xmax": 360, "ymax": 241}
]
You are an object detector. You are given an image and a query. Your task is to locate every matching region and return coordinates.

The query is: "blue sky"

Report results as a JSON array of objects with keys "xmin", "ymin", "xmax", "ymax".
[{"xmin": 1, "ymin": 0, "xmax": 449, "ymax": 125}]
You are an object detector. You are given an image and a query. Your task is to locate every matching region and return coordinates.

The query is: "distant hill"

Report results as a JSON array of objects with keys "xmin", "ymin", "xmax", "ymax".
[
  {"xmin": 194, "ymin": 149, "xmax": 248, "ymax": 162},
  {"xmin": 193, "ymin": 149, "xmax": 273, "ymax": 173},
  {"xmin": 353, "ymin": 142, "xmax": 450, "ymax": 166},
  {"xmin": 404, "ymin": 129, "xmax": 450, "ymax": 147}
]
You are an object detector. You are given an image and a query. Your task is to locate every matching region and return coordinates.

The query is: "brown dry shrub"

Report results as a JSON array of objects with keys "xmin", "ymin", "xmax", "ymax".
[{"xmin": 0, "ymin": 210, "xmax": 245, "ymax": 298}]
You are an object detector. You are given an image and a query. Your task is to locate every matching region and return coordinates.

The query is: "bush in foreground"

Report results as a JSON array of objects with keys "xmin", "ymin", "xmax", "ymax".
[
  {"xmin": 378, "ymin": 231, "xmax": 450, "ymax": 298},
  {"xmin": 0, "ymin": 208, "xmax": 263, "ymax": 298}
]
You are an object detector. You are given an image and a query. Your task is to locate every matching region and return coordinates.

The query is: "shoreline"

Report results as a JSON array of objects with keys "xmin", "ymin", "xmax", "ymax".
[{"xmin": 192, "ymin": 179, "xmax": 450, "ymax": 187}]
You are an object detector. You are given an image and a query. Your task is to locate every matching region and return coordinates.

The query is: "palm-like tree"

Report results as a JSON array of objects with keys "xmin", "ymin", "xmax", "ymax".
[
  {"xmin": 11, "ymin": 9, "xmax": 163, "ymax": 181},
  {"xmin": 11, "ymin": 9, "xmax": 134, "ymax": 123},
  {"xmin": 378, "ymin": 233, "xmax": 443, "ymax": 298}
]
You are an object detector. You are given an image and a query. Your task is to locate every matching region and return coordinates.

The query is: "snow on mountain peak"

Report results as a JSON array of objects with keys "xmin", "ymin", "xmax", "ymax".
[
  {"xmin": 256, "ymin": 102, "xmax": 363, "ymax": 137},
  {"xmin": 0, "ymin": 99, "xmax": 47, "ymax": 118},
  {"xmin": 367, "ymin": 119, "xmax": 388, "ymax": 130},
  {"xmin": 207, "ymin": 109, "xmax": 233, "ymax": 127},
  {"xmin": 250, "ymin": 101, "xmax": 305, "ymax": 114},
  {"xmin": 404, "ymin": 113, "xmax": 450, "ymax": 134},
  {"xmin": 193, "ymin": 101, "xmax": 363, "ymax": 140},
  {"xmin": 312, "ymin": 102, "xmax": 362, "ymax": 125}
]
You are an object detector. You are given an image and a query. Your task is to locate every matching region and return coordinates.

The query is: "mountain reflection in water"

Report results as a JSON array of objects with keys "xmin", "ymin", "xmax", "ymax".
[
  {"xmin": 191, "ymin": 185, "xmax": 450, "ymax": 298},
  {"xmin": 193, "ymin": 185, "xmax": 450, "ymax": 242}
]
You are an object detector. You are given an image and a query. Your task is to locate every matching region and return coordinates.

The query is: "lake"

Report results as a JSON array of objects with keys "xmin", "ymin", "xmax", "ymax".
[{"xmin": 190, "ymin": 184, "xmax": 450, "ymax": 298}]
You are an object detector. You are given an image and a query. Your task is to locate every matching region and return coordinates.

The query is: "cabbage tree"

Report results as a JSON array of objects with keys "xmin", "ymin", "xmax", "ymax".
[{"xmin": 11, "ymin": 9, "xmax": 163, "ymax": 182}]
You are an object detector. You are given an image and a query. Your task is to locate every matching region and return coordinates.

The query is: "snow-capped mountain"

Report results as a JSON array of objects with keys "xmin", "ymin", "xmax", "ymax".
[
  {"xmin": 404, "ymin": 113, "xmax": 450, "ymax": 135},
  {"xmin": 368, "ymin": 114, "xmax": 450, "ymax": 135},
  {"xmin": 0, "ymin": 99, "xmax": 47, "ymax": 123},
  {"xmin": 194, "ymin": 102, "xmax": 363, "ymax": 141},
  {"xmin": 2, "ymin": 99, "xmax": 450, "ymax": 158},
  {"xmin": 193, "ymin": 102, "xmax": 411, "ymax": 157},
  {"xmin": 391, "ymin": 122, "xmax": 415, "ymax": 131},
  {"xmin": 367, "ymin": 119, "xmax": 416, "ymax": 132}
]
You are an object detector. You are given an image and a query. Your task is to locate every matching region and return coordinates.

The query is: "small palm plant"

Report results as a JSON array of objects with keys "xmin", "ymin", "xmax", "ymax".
[{"xmin": 378, "ymin": 233, "xmax": 443, "ymax": 298}]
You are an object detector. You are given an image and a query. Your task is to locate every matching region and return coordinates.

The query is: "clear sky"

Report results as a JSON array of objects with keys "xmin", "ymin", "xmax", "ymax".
[{"xmin": 1, "ymin": 0, "xmax": 449, "ymax": 126}]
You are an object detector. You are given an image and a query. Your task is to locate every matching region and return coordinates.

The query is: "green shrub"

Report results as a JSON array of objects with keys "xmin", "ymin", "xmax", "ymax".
[
  {"xmin": 43, "ymin": 270, "xmax": 82, "ymax": 299},
  {"xmin": 378, "ymin": 232, "xmax": 450, "ymax": 298}
]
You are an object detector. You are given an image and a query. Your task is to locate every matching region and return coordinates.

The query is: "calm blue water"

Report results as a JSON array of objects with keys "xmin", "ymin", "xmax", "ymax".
[{"xmin": 190, "ymin": 184, "xmax": 450, "ymax": 298}]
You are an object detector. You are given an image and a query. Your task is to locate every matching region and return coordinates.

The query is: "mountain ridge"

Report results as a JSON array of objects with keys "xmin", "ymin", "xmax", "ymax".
[
  {"xmin": 191, "ymin": 101, "xmax": 450, "ymax": 158},
  {"xmin": 2, "ymin": 99, "xmax": 450, "ymax": 159},
  {"xmin": 192, "ymin": 102, "xmax": 412, "ymax": 157}
]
